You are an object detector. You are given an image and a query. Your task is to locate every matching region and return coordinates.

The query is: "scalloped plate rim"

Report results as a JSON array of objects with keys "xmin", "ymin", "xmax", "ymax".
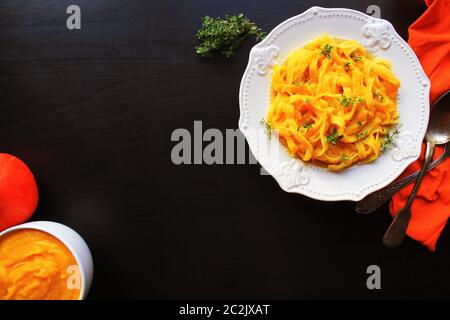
[{"xmin": 238, "ymin": 6, "xmax": 430, "ymax": 202}]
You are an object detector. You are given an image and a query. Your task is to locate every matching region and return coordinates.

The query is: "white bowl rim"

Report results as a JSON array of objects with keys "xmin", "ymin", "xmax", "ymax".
[{"xmin": 0, "ymin": 221, "xmax": 91, "ymax": 300}]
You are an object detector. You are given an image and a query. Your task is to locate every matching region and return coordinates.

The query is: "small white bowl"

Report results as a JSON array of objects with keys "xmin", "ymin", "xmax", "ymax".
[{"xmin": 0, "ymin": 221, "xmax": 94, "ymax": 300}]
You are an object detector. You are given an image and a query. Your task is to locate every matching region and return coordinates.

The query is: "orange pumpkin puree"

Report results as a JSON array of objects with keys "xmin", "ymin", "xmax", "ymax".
[{"xmin": 0, "ymin": 229, "xmax": 80, "ymax": 300}]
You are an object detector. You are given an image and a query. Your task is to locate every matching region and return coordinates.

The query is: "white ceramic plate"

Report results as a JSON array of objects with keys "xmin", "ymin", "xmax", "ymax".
[{"xmin": 239, "ymin": 6, "xmax": 430, "ymax": 201}]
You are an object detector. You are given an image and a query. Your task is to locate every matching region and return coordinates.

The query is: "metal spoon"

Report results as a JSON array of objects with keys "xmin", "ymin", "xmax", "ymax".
[
  {"xmin": 356, "ymin": 91, "xmax": 450, "ymax": 214},
  {"xmin": 383, "ymin": 91, "xmax": 450, "ymax": 248},
  {"xmin": 355, "ymin": 141, "xmax": 450, "ymax": 214}
]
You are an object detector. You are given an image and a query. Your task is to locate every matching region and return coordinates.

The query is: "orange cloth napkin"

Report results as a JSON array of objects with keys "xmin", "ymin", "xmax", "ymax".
[{"xmin": 389, "ymin": 0, "xmax": 450, "ymax": 251}]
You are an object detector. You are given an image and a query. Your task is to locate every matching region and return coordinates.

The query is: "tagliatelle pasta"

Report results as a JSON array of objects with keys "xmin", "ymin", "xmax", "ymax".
[{"xmin": 266, "ymin": 34, "xmax": 400, "ymax": 171}]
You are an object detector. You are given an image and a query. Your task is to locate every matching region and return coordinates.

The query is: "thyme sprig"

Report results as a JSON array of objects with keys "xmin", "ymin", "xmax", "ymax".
[{"xmin": 195, "ymin": 14, "xmax": 267, "ymax": 58}]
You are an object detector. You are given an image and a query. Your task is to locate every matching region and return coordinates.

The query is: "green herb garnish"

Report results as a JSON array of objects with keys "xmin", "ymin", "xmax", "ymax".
[
  {"xmin": 357, "ymin": 97, "xmax": 364, "ymax": 104},
  {"xmin": 358, "ymin": 121, "xmax": 364, "ymax": 126},
  {"xmin": 373, "ymin": 91, "xmax": 385, "ymax": 102},
  {"xmin": 260, "ymin": 118, "xmax": 272, "ymax": 139},
  {"xmin": 303, "ymin": 122, "xmax": 314, "ymax": 132},
  {"xmin": 321, "ymin": 44, "xmax": 333, "ymax": 60},
  {"xmin": 339, "ymin": 95, "xmax": 355, "ymax": 108},
  {"xmin": 344, "ymin": 61, "xmax": 351, "ymax": 72},
  {"xmin": 195, "ymin": 14, "xmax": 267, "ymax": 58},
  {"xmin": 382, "ymin": 124, "xmax": 401, "ymax": 151},
  {"xmin": 356, "ymin": 130, "xmax": 369, "ymax": 140},
  {"xmin": 341, "ymin": 154, "xmax": 350, "ymax": 162},
  {"xmin": 327, "ymin": 127, "xmax": 344, "ymax": 145},
  {"xmin": 350, "ymin": 50, "xmax": 363, "ymax": 62}
]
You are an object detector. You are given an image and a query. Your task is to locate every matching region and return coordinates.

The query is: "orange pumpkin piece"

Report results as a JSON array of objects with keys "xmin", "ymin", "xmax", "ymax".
[{"xmin": 0, "ymin": 154, "xmax": 38, "ymax": 232}]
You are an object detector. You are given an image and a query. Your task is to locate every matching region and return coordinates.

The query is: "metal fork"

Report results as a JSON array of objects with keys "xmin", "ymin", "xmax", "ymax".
[{"xmin": 355, "ymin": 142, "xmax": 450, "ymax": 214}]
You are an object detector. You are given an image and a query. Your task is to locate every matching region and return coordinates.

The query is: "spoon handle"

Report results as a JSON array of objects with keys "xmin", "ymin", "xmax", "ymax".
[
  {"xmin": 382, "ymin": 141, "xmax": 436, "ymax": 248},
  {"xmin": 355, "ymin": 143, "xmax": 449, "ymax": 214}
]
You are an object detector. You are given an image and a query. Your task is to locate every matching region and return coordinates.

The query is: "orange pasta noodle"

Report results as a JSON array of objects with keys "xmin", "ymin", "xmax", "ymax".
[{"xmin": 266, "ymin": 34, "xmax": 400, "ymax": 171}]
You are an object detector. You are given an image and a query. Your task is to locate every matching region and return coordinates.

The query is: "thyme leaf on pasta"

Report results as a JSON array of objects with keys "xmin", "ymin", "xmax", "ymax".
[
  {"xmin": 327, "ymin": 127, "xmax": 344, "ymax": 145},
  {"xmin": 344, "ymin": 61, "xmax": 351, "ymax": 72},
  {"xmin": 356, "ymin": 131, "xmax": 369, "ymax": 140},
  {"xmin": 303, "ymin": 122, "xmax": 314, "ymax": 132},
  {"xmin": 321, "ymin": 43, "xmax": 333, "ymax": 60},
  {"xmin": 339, "ymin": 95, "xmax": 355, "ymax": 108},
  {"xmin": 374, "ymin": 91, "xmax": 385, "ymax": 102},
  {"xmin": 382, "ymin": 124, "xmax": 402, "ymax": 151},
  {"xmin": 350, "ymin": 50, "xmax": 363, "ymax": 62}
]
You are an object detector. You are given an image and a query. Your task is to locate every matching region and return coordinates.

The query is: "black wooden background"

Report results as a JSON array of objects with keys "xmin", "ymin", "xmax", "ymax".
[{"xmin": 1, "ymin": 0, "xmax": 449, "ymax": 300}]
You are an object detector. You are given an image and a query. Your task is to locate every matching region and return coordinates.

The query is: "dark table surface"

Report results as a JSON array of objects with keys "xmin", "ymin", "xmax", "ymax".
[{"xmin": 1, "ymin": 0, "xmax": 449, "ymax": 300}]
